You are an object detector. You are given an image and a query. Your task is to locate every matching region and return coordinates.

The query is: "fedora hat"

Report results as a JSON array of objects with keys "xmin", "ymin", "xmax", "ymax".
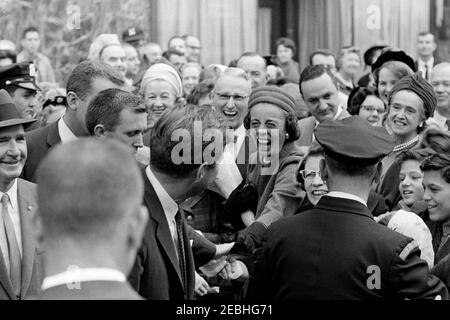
[{"xmin": 0, "ymin": 89, "xmax": 37, "ymax": 128}]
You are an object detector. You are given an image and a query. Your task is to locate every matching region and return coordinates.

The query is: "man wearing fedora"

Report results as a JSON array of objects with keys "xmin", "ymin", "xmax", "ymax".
[{"xmin": 0, "ymin": 89, "xmax": 44, "ymax": 300}]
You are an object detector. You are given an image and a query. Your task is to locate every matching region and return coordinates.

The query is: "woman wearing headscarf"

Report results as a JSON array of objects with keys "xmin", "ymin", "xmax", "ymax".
[
  {"xmin": 376, "ymin": 73, "xmax": 437, "ymax": 209},
  {"xmin": 140, "ymin": 62, "xmax": 183, "ymax": 130}
]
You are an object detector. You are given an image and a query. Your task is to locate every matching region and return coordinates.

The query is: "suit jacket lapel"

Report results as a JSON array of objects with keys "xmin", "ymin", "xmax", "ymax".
[
  {"xmin": 17, "ymin": 179, "xmax": 37, "ymax": 296},
  {"xmin": 46, "ymin": 121, "xmax": 61, "ymax": 148},
  {"xmin": 142, "ymin": 170, "xmax": 183, "ymax": 287},
  {"xmin": 0, "ymin": 249, "xmax": 15, "ymax": 299}
]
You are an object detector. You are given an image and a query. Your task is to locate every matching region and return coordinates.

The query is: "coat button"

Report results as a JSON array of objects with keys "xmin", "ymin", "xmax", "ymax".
[{"xmin": 187, "ymin": 215, "xmax": 193, "ymax": 221}]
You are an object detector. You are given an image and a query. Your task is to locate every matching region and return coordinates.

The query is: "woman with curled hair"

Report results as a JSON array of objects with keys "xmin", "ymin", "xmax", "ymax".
[
  {"xmin": 335, "ymin": 46, "xmax": 362, "ymax": 96},
  {"xmin": 347, "ymin": 86, "xmax": 386, "ymax": 127},
  {"xmin": 373, "ymin": 61, "xmax": 414, "ymax": 106},
  {"xmin": 274, "ymin": 37, "xmax": 300, "ymax": 84}
]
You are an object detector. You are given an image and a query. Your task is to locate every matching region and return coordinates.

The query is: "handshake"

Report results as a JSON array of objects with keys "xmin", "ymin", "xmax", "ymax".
[{"xmin": 194, "ymin": 242, "xmax": 249, "ymax": 297}]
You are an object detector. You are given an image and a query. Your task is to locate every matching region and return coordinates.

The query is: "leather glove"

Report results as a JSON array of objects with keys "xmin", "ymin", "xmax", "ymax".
[
  {"xmin": 223, "ymin": 180, "xmax": 258, "ymax": 229},
  {"xmin": 229, "ymin": 222, "xmax": 267, "ymax": 255}
]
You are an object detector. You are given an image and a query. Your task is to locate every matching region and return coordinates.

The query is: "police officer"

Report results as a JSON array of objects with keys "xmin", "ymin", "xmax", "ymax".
[
  {"xmin": 0, "ymin": 62, "xmax": 41, "ymax": 131},
  {"xmin": 249, "ymin": 116, "xmax": 448, "ymax": 299}
]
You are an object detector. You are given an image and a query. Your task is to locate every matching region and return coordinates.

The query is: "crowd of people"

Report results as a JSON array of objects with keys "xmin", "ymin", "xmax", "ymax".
[{"xmin": 0, "ymin": 25, "xmax": 450, "ymax": 300}]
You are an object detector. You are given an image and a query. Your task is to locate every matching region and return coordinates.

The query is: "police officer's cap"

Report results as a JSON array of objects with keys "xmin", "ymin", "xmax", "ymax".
[
  {"xmin": 314, "ymin": 116, "xmax": 394, "ymax": 166},
  {"xmin": 122, "ymin": 27, "xmax": 144, "ymax": 45},
  {"xmin": 0, "ymin": 62, "xmax": 40, "ymax": 92}
]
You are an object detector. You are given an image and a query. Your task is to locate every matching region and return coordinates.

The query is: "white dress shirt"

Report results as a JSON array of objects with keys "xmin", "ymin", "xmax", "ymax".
[
  {"xmin": 145, "ymin": 166, "xmax": 179, "ymax": 252},
  {"xmin": 42, "ymin": 267, "xmax": 126, "ymax": 290},
  {"xmin": 426, "ymin": 110, "xmax": 450, "ymax": 131},
  {"xmin": 418, "ymin": 57, "xmax": 434, "ymax": 81},
  {"xmin": 326, "ymin": 191, "xmax": 367, "ymax": 207},
  {"xmin": 0, "ymin": 179, "xmax": 22, "ymax": 274},
  {"xmin": 58, "ymin": 117, "xmax": 77, "ymax": 143}
]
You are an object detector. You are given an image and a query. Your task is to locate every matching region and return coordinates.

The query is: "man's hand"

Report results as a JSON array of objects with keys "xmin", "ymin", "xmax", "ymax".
[
  {"xmin": 195, "ymin": 272, "xmax": 219, "ymax": 296},
  {"xmin": 219, "ymin": 257, "xmax": 249, "ymax": 282},
  {"xmin": 230, "ymin": 222, "xmax": 267, "ymax": 255}
]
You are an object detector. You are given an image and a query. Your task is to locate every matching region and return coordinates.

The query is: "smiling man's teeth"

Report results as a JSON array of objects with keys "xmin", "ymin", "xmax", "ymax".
[
  {"xmin": 394, "ymin": 120, "xmax": 406, "ymax": 126},
  {"xmin": 312, "ymin": 190, "xmax": 327, "ymax": 196},
  {"xmin": 403, "ymin": 190, "xmax": 413, "ymax": 195},
  {"xmin": 223, "ymin": 110, "xmax": 237, "ymax": 116}
]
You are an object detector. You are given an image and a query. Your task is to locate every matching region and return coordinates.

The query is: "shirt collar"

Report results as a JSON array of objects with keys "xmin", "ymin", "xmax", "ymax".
[
  {"xmin": 146, "ymin": 165, "xmax": 178, "ymax": 222},
  {"xmin": 418, "ymin": 57, "xmax": 434, "ymax": 68},
  {"xmin": 1, "ymin": 179, "xmax": 18, "ymax": 210},
  {"xmin": 433, "ymin": 110, "xmax": 449, "ymax": 127},
  {"xmin": 315, "ymin": 105, "xmax": 343, "ymax": 127},
  {"xmin": 326, "ymin": 191, "xmax": 367, "ymax": 206},
  {"xmin": 41, "ymin": 267, "xmax": 126, "ymax": 291},
  {"xmin": 58, "ymin": 117, "xmax": 77, "ymax": 143}
]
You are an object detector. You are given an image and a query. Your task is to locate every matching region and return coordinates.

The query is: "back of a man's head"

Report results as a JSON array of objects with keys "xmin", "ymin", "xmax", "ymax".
[
  {"xmin": 150, "ymin": 104, "xmax": 227, "ymax": 177},
  {"xmin": 66, "ymin": 60, "xmax": 125, "ymax": 100},
  {"xmin": 36, "ymin": 138, "xmax": 143, "ymax": 243}
]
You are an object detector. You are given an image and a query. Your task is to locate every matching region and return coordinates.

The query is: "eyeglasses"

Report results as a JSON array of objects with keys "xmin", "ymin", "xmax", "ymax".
[
  {"xmin": 215, "ymin": 93, "xmax": 248, "ymax": 103},
  {"xmin": 361, "ymin": 105, "xmax": 385, "ymax": 114},
  {"xmin": 300, "ymin": 169, "xmax": 322, "ymax": 180}
]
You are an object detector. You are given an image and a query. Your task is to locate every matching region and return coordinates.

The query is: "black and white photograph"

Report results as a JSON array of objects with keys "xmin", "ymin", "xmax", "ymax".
[{"xmin": 0, "ymin": 0, "xmax": 450, "ymax": 312}]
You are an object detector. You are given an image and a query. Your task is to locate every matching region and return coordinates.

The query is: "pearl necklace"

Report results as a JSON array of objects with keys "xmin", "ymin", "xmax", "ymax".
[{"xmin": 393, "ymin": 136, "xmax": 420, "ymax": 153}]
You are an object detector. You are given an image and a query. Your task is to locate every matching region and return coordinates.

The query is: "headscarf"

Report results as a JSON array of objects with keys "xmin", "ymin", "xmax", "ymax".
[
  {"xmin": 140, "ymin": 63, "xmax": 183, "ymax": 97},
  {"xmin": 389, "ymin": 72, "xmax": 437, "ymax": 119}
]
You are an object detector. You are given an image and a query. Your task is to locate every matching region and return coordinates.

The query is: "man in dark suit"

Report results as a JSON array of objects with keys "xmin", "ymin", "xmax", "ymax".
[
  {"xmin": 297, "ymin": 65, "xmax": 351, "ymax": 148},
  {"xmin": 34, "ymin": 139, "xmax": 148, "ymax": 300},
  {"xmin": 128, "ymin": 105, "xmax": 228, "ymax": 300},
  {"xmin": 23, "ymin": 60, "xmax": 126, "ymax": 182},
  {"xmin": 0, "ymin": 89, "xmax": 43, "ymax": 300},
  {"xmin": 249, "ymin": 116, "xmax": 448, "ymax": 299},
  {"xmin": 415, "ymin": 31, "xmax": 439, "ymax": 82}
]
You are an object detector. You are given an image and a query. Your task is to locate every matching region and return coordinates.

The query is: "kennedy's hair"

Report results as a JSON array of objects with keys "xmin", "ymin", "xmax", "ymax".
[{"xmin": 150, "ymin": 103, "xmax": 227, "ymax": 177}]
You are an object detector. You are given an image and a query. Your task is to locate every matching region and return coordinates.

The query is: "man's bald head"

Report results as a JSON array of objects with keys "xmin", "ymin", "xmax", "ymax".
[
  {"xmin": 236, "ymin": 52, "xmax": 268, "ymax": 89},
  {"xmin": 431, "ymin": 62, "xmax": 450, "ymax": 116},
  {"xmin": 36, "ymin": 138, "xmax": 144, "ymax": 242}
]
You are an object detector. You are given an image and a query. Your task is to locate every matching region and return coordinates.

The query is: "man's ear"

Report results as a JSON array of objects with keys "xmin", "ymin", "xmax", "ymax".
[
  {"xmin": 93, "ymin": 124, "xmax": 107, "ymax": 138},
  {"xmin": 319, "ymin": 158, "xmax": 328, "ymax": 181},
  {"xmin": 128, "ymin": 205, "xmax": 149, "ymax": 250},
  {"xmin": 195, "ymin": 162, "xmax": 209, "ymax": 182},
  {"xmin": 66, "ymin": 91, "xmax": 79, "ymax": 111}
]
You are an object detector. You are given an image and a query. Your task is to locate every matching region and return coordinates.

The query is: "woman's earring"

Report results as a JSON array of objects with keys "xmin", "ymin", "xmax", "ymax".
[{"xmin": 285, "ymin": 133, "xmax": 290, "ymax": 139}]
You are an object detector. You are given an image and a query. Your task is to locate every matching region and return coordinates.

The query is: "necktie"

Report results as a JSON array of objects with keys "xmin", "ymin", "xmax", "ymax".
[
  {"xmin": 424, "ymin": 64, "xmax": 429, "ymax": 81},
  {"xmin": 446, "ymin": 119, "xmax": 450, "ymax": 131},
  {"xmin": 175, "ymin": 208, "xmax": 188, "ymax": 298},
  {"xmin": 1, "ymin": 194, "xmax": 21, "ymax": 298}
]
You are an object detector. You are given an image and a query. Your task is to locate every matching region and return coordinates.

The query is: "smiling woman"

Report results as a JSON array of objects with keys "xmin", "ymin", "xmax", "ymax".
[{"xmin": 376, "ymin": 73, "xmax": 437, "ymax": 209}]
